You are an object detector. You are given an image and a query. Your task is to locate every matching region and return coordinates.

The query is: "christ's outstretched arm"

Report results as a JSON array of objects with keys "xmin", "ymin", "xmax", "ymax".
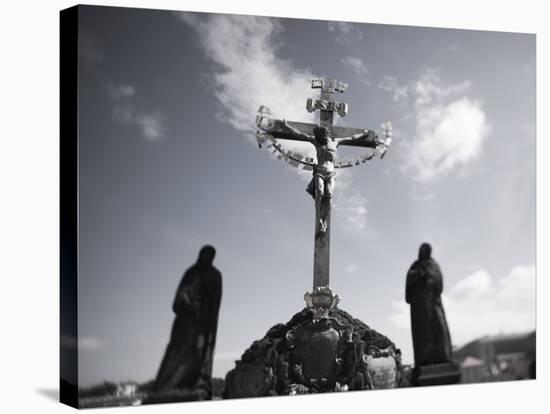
[
  {"xmin": 281, "ymin": 119, "xmax": 315, "ymax": 143},
  {"xmin": 335, "ymin": 129, "xmax": 380, "ymax": 149},
  {"xmin": 335, "ymin": 129, "xmax": 369, "ymax": 145}
]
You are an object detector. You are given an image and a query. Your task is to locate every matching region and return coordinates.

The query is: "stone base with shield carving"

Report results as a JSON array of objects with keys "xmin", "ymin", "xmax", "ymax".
[{"xmin": 223, "ymin": 288, "xmax": 404, "ymax": 398}]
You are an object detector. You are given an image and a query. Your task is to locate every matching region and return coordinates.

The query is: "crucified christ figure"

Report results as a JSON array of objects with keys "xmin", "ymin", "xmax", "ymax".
[{"xmin": 282, "ymin": 120, "xmax": 371, "ymax": 233}]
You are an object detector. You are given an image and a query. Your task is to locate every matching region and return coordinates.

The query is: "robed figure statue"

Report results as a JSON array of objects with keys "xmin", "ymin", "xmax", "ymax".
[
  {"xmin": 405, "ymin": 243, "xmax": 452, "ymax": 366},
  {"xmin": 154, "ymin": 245, "xmax": 223, "ymax": 399}
]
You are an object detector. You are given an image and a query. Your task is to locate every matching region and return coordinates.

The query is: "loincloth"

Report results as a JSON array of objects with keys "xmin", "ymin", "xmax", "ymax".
[
  {"xmin": 306, "ymin": 167, "xmax": 335, "ymax": 199},
  {"xmin": 312, "ymin": 166, "xmax": 335, "ymax": 181}
]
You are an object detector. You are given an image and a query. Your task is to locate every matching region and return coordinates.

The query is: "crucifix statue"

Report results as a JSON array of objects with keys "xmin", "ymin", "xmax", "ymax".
[{"xmin": 256, "ymin": 77, "xmax": 392, "ymax": 294}]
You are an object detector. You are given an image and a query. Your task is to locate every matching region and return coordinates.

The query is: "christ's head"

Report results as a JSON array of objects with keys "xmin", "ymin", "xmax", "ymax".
[{"xmin": 313, "ymin": 125, "xmax": 330, "ymax": 145}]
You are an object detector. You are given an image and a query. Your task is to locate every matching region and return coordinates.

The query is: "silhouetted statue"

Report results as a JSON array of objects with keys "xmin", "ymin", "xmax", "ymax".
[
  {"xmin": 406, "ymin": 243, "xmax": 452, "ymax": 366},
  {"xmin": 154, "ymin": 245, "xmax": 222, "ymax": 400}
]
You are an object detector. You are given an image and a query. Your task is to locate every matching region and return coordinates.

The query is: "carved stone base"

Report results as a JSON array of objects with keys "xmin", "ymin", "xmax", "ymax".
[
  {"xmin": 412, "ymin": 362, "xmax": 462, "ymax": 386},
  {"xmin": 223, "ymin": 307, "xmax": 403, "ymax": 398}
]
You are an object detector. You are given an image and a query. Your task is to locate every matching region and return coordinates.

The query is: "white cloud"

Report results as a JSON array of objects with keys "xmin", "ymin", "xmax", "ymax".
[
  {"xmin": 107, "ymin": 83, "xmax": 136, "ymax": 100},
  {"xmin": 403, "ymin": 69, "xmax": 490, "ymax": 181},
  {"xmin": 341, "ymin": 56, "xmax": 369, "ymax": 85},
  {"xmin": 178, "ymin": 13, "xmax": 373, "ymax": 226},
  {"xmin": 346, "ymin": 263, "xmax": 359, "ymax": 274},
  {"xmin": 450, "ymin": 269, "xmax": 491, "ymax": 298},
  {"xmin": 79, "ymin": 32, "xmax": 104, "ymax": 67},
  {"xmin": 333, "ymin": 190, "xmax": 368, "ymax": 230},
  {"xmin": 177, "ymin": 12, "xmax": 316, "ymax": 155},
  {"xmin": 328, "ymin": 21, "xmax": 363, "ymax": 43},
  {"xmin": 409, "ymin": 97, "xmax": 489, "ymax": 180},
  {"xmin": 411, "ymin": 192, "xmax": 436, "ymax": 202},
  {"xmin": 389, "ymin": 264, "xmax": 536, "ymax": 350},
  {"xmin": 389, "ymin": 301, "xmax": 410, "ymax": 331},
  {"xmin": 379, "ymin": 69, "xmax": 490, "ymax": 181},
  {"xmin": 378, "ymin": 76, "xmax": 408, "ymax": 103},
  {"xmin": 135, "ymin": 113, "xmax": 166, "ymax": 140},
  {"xmin": 81, "ymin": 30, "xmax": 165, "ymax": 141},
  {"xmin": 108, "ymin": 82, "xmax": 166, "ymax": 141},
  {"xmin": 413, "ymin": 69, "xmax": 470, "ymax": 106}
]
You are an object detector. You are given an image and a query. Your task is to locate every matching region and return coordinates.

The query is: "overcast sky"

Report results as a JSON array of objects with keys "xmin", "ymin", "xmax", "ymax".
[{"xmin": 76, "ymin": 5, "xmax": 535, "ymax": 387}]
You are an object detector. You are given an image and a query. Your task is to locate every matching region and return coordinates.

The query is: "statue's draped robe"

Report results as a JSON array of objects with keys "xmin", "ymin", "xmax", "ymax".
[
  {"xmin": 405, "ymin": 257, "xmax": 452, "ymax": 366},
  {"xmin": 155, "ymin": 262, "xmax": 222, "ymax": 397}
]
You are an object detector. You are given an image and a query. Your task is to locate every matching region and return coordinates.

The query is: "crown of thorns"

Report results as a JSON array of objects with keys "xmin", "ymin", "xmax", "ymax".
[{"xmin": 313, "ymin": 125, "xmax": 330, "ymax": 137}]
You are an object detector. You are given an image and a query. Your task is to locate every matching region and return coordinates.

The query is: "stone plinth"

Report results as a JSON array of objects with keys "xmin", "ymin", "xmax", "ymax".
[
  {"xmin": 412, "ymin": 362, "xmax": 461, "ymax": 386},
  {"xmin": 223, "ymin": 308, "xmax": 403, "ymax": 398}
]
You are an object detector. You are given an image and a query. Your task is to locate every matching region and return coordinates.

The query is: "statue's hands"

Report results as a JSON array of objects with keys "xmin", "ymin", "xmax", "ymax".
[
  {"xmin": 374, "ymin": 133, "xmax": 384, "ymax": 145},
  {"xmin": 379, "ymin": 143, "xmax": 389, "ymax": 159}
]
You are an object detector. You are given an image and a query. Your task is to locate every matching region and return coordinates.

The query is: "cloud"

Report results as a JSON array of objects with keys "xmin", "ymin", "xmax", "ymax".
[
  {"xmin": 381, "ymin": 69, "xmax": 490, "ymax": 181},
  {"xmin": 61, "ymin": 334, "xmax": 107, "ymax": 352},
  {"xmin": 134, "ymin": 113, "xmax": 166, "ymax": 140},
  {"xmin": 378, "ymin": 76, "xmax": 408, "ymax": 103},
  {"xmin": 450, "ymin": 269, "xmax": 491, "ymax": 298},
  {"xmin": 390, "ymin": 264, "xmax": 536, "ymax": 350},
  {"xmin": 409, "ymin": 96, "xmax": 489, "ymax": 180},
  {"xmin": 408, "ymin": 70, "xmax": 490, "ymax": 180},
  {"xmin": 176, "ymin": 12, "xmax": 316, "ymax": 155},
  {"xmin": 333, "ymin": 190, "xmax": 368, "ymax": 230},
  {"xmin": 328, "ymin": 21, "xmax": 363, "ymax": 43},
  {"xmin": 83, "ymin": 36, "xmax": 166, "ymax": 141},
  {"xmin": 341, "ymin": 56, "xmax": 369, "ymax": 85},
  {"xmin": 107, "ymin": 83, "xmax": 136, "ymax": 100},
  {"xmin": 328, "ymin": 169, "xmax": 369, "ymax": 231},
  {"xmin": 411, "ymin": 192, "xmax": 436, "ymax": 202},
  {"xmin": 346, "ymin": 263, "xmax": 359, "ymax": 274},
  {"xmin": 79, "ymin": 32, "xmax": 104, "ymax": 67},
  {"xmin": 178, "ymin": 13, "xmax": 373, "ymax": 226},
  {"xmin": 108, "ymin": 82, "xmax": 166, "ymax": 141}
]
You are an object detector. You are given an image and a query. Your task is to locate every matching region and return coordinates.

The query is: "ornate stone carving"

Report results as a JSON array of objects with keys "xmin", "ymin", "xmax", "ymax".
[
  {"xmin": 304, "ymin": 286, "xmax": 340, "ymax": 320},
  {"xmin": 285, "ymin": 316, "xmax": 352, "ymax": 392},
  {"xmin": 223, "ymin": 307, "xmax": 402, "ymax": 398}
]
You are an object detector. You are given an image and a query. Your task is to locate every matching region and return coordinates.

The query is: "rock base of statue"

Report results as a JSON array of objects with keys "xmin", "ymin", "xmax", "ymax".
[
  {"xmin": 412, "ymin": 362, "xmax": 461, "ymax": 386},
  {"xmin": 223, "ymin": 305, "xmax": 404, "ymax": 398}
]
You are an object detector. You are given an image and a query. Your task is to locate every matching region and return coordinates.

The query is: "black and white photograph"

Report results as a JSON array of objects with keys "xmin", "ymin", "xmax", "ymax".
[
  {"xmin": 58, "ymin": 4, "xmax": 537, "ymax": 408},
  {"xmin": 1, "ymin": 1, "xmax": 547, "ymax": 413}
]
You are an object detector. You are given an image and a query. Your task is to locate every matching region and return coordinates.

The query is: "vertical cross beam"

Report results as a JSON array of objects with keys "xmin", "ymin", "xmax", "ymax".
[
  {"xmin": 256, "ymin": 78, "xmax": 392, "ymax": 307},
  {"xmin": 313, "ymin": 203, "xmax": 330, "ymax": 289},
  {"xmin": 310, "ymin": 78, "xmax": 347, "ymax": 289}
]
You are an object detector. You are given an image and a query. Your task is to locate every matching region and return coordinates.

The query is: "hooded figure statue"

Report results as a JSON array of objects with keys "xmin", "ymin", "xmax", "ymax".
[
  {"xmin": 405, "ymin": 243, "xmax": 452, "ymax": 366},
  {"xmin": 154, "ymin": 245, "xmax": 223, "ymax": 399}
]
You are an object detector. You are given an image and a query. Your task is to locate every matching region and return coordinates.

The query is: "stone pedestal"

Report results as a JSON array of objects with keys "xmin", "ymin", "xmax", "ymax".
[
  {"xmin": 223, "ymin": 307, "xmax": 403, "ymax": 398},
  {"xmin": 412, "ymin": 362, "xmax": 461, "ymax": 386}
]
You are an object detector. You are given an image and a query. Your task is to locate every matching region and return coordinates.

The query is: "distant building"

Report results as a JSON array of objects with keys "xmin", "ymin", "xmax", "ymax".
[
  {"xmin": 116, "ymin": 382, "xmax": 138, "ymax": 398},
  {"xmin": 453, "ymin": 331, "xmax": 535, "ymax": 383}
]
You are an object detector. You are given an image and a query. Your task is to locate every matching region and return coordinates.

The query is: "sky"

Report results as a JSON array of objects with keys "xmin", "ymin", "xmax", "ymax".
[{"xmin": 75, "ymin": 5, "xmax": 536, "ymax": 387}]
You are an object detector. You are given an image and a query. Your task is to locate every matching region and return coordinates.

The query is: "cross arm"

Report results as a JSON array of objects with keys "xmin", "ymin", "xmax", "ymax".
[
  {"xmin": 257, "ymin": 113, "xmax": 382, "ymax": 150},
  {"xmin": 281, "ymin": 119, "xmax": 314, "ymax": 142},
  {"xmin": 257, "ymin": 119, "xmax": 315, "ymax": 143},
  {"xmin": 335, "ymin": 128, "xmax": 380, "ymax": 149}
]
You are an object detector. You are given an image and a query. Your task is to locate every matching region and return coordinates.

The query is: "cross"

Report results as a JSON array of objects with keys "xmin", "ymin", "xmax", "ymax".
[{"xmin": 256, "ymin": 78, "xmax": 391, "ymax": 290}]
